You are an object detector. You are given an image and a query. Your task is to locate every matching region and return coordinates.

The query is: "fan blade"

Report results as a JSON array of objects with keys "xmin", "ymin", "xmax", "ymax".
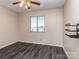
[
  {"xmin": 31, "ymin": 1, "xmax": 40, "ymax": 5},
  {"xmin": 12, "ymin": 1, "xmax": 20, "ymax": 5}
]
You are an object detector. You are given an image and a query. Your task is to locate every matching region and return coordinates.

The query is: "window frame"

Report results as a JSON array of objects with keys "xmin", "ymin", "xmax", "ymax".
[{"xmin": 30, "ymin": 16, "xmax": 45, "ymax": 33}]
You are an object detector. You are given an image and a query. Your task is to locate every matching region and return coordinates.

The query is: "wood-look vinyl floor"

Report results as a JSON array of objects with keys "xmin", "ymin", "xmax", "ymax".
[{"xmin": 0, "ymin": 42, "xmax": 68, "ymax": 59}]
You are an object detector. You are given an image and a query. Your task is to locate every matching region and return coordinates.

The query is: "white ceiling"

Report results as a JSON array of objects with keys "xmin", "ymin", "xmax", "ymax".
[{"xmin": 0, "ymin": 0, "xmax": 66, "ymax": 13}]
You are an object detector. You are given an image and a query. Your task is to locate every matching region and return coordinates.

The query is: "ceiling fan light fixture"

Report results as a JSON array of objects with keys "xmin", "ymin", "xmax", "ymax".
[
  {"xmin": 19, "ymin": 0, "xmax": 24, "ymax": 7},
  {"xmin": 19, "ymin": 4, "xmax": 23, "ymax": 7},
  {"xmin": 27, "ymin": 2, "xmax": 31, "ymax": 7},
  {"xmin": 21, "ymin": 0, "xmax": 24, "ymax": 4},
  {"xmin": 25, "ymin": 5, "xmax": 28, "ymax": 9},
  {"xmin": 12, "ymin": 0, "xmax": 40, "ymax": 9}
]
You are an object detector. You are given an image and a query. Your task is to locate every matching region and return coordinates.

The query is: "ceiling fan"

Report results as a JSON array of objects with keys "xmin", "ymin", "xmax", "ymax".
[{"xmin": 12, "ymin": 0, "xmax": 40, "ymax": 9}]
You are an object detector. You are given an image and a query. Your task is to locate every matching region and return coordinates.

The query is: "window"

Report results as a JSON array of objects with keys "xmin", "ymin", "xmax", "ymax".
[{"xmin": 30, "ymin": 16, "xmax": 45, "ymax": 32}]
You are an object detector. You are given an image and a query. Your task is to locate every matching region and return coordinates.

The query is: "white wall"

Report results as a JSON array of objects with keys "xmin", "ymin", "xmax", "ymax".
[
  {"xmin": 0, "ymin": 5, "xmax": 63, "ymax": 48},
  {"xmin": 19, "ymin": 8, "xmax": 63, "ymax": 46},
  {"xmin": 0, "ymin": 6, "xmax": 19, "ymax": 48},
  {"xmin": 64, "ymin": 0, "xmax": 79, "ymax": 59}
]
